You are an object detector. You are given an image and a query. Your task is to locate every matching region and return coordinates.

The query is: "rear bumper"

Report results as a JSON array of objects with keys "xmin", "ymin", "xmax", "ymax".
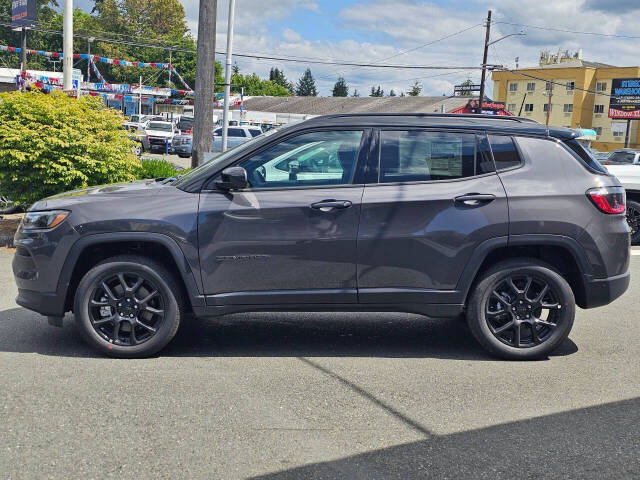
[{"xmin": 582, "ymin": 270, "xmax": 630, "ymax": 309}]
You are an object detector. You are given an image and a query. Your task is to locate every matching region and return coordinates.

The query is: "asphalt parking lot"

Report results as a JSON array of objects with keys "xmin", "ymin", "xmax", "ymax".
[{"xmin": 1, "ymin": 247, "xmax": 639, "ymax": 479}]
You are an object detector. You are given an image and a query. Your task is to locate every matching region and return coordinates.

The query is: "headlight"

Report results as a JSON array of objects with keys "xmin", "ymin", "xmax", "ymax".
[{"xmin": 22, "ymin": 210, "xmax": 69, "ymax": 230}]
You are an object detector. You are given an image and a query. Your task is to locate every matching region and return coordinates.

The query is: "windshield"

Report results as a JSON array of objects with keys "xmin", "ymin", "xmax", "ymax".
[
  {"xmin": 148, "ymin": 122, "xmax": 173, "ymax": 132},
  {"xmin": 607, "ymin": 151, "xmax": 638, "ymax": 165}
]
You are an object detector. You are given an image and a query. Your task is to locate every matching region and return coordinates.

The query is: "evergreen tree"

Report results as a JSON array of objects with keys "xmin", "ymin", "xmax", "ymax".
[
  {"xmin": 370, "ymin": 86, "xmax": 384, "ymax": 97},
  {"xmin": 352, "ymin": 89, "xmax": 360, "ymax": 98},
  {"xmin": 389, "ymin": 89, "xmax": 396, "ymax": 97},
  {"xmin": 269, "ymin": 67, "xmax": 294, "ymax": 94},
  {"xmin": 296, "ymin": 69, "xmax": 318, "ymax": 96},
  {"xmin": 332, "ymin": 77, "xmax": 349, "ymax": 97},
  {"xmin": 407, "ymin": 80, "xmax": 422, "ymax": 96}
]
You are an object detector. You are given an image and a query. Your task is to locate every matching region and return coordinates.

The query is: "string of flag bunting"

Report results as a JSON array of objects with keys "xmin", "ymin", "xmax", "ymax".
[{"xmin": 1, "ymin": 44, "xmax": 193, "ymax": 93}]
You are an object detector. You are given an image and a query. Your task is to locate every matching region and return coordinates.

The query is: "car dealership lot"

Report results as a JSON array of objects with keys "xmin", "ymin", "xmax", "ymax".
[{"xmin": 1, "ymin": 247, "xmax": 639, "ymax": 479}]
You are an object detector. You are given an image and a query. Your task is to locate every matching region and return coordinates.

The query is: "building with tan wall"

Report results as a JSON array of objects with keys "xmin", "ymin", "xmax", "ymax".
[{"xmin": 492, "ymin": 52, "xmax": 640, "ymax": 151}]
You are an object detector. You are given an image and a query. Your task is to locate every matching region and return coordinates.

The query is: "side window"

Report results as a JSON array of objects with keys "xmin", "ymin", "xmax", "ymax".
[
  {"xmin": 379, "ymin": 131, "xmax": 492, "ymax": 183},
  {"xmin": 227, "ymin": 128, "xmax": 246, "ymax": 137},
  {"xmin": 240, "ymin": 130, "xmax": 364, "ymax": 189},
  {"xmin": 488, "ymin": 135, "xmax": 522, "ymax": 170}
]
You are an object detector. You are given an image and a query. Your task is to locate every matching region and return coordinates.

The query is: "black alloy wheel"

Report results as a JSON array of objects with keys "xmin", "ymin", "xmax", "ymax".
[
  {"xmin": 88, "ymin": 272, "xmax": 165, "ymax": 347},
  {"xmin": 467, "ymin": 259, "xmax": 575, "ymax": 360},
  {"xmin": 75, "ymin": 255, "xmax": 183, "ymax": 358},
  {"xmin": 626, "ymin": 199, "xmax": 640, "ymax": 245},
  {"xmin": 485, "ymin": 274, "xmax": 561, "ymax": 348}
]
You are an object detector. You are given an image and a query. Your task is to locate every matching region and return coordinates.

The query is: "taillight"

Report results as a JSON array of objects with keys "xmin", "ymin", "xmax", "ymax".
[{"xmin": 587, "ymin": 186, "xmax": 625, "ymax": 214}]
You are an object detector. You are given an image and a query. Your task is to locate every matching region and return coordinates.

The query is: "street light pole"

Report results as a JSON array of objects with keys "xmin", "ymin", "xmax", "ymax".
[
  {"xmin": 222, "ymin": 0, "xmax": 236, "ymax": 153},
  {"xmin": 477, "ymin": 10, "xmax": 491, "ymax": 114},
  {"xmin": 63, "ymin": 0, "xmax": 73, "ymax": 91}
]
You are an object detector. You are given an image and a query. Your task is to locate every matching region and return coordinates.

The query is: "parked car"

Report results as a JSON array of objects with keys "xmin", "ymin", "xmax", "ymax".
[
  {"xmin": 145, "ymin": 121, "xmax": 179, "ymax": 153},
  {"xmin": 13, "ymin": 114, "xmax": 630, "ymax": 359},
  {"xmin": 173, "ymin": 126, "xmax": 263, "ymax": 158},
  {"xmin": 601, "ymin": 149, "xmax": 640, "ymax": 166},
  {"xmin": 601, "ymin": 162, "xmax": 640, "ymax": 244},
  {"xmin": 176, "ymin": 116, "xmax": 194, "ymax": 134},
  {"xmin": 128, "ymin": 133, "xmax": 150, "ymax": 156},
  {"xmin": 123, "ymin": 114, "xmax": 150, "ymax": 132}
]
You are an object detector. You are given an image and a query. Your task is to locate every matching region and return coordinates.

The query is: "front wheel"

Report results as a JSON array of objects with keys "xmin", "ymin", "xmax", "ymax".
[
  {"xmin": 466, "ymin": 259, "xmax": 575, "ymax": 360},
  {"xmin": 74, "ymin": 255, "xmax": 184, "ymax": 358},
  {"xmin": 626, "ymin": 199, "xmax": 640, "ymax": 245}
]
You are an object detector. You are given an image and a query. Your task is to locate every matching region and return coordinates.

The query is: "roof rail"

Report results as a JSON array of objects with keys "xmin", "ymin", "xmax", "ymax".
[{"xmin": 317, "ymin": 113, "xmax": 540, "ymax": 123}]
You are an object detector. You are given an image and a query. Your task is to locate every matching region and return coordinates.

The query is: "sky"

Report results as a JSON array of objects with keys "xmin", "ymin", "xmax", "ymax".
[{"xmin": 74, "ymin": 0, "xmax": 640, "ymax": 97}]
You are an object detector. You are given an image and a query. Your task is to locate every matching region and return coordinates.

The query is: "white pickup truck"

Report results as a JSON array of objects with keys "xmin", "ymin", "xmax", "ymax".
[{"xmin": 605, "ymin": 156, "xmax": 640, "ymax": 244}]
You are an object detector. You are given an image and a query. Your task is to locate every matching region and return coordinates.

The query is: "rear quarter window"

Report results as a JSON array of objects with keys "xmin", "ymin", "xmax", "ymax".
[{"xmin": 488, "ymin": 135, "xmax": 522, "ymax": 170}]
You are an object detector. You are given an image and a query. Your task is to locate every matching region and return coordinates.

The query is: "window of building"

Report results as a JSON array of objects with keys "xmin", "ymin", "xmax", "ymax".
[
  {"xmin": 545, "ymin": 82, "xmax": 552, "ymax": 91},
  {"xmin": 509, "ymin": 82, "xmax": 518, "ymax": 92},
  {"xmin": 613, "ymin": 130, "xmax": 624, "ymax": 138},
  {"xmin": 526, "ymin": 82, "xmax": 536, "ymax": 92},
  {"xmin": 563, "ymin": 104, "xmax": 573, "ymax": 113},
  {"xmin": 594, "ymin": 127, "xmax": 603, "ymax": 136},
  {"xmin": 594, "ymin": 104, "xmax": 605, "ymax": 114},
  {"xmin": 596, "ymin": 81, "xmax": 607, "ymax": 92},
  {"xmin": 507, "ymin": 103, "xmax": 517, "ymax": 113},
  {"xmin": 378, "ymin": 131, "xmax": 493, "ymax": 183},
  {"xmin": 240, "ymin": 130, "xmax": 364, "ymax": 189},
  {"xmin": 566, "ymin": 81, "xmax": 575, "ymax": 91},
  {"xmin": 543, "ymin": 103, "xmax": 553, "ymax": 113},
  {"xmin": 524, "ymin": 104, "xmax": 534, "ymax": 112},
  {"xmin": 489, "ymin": 135, "xmax": 522, "ymax": 171}
]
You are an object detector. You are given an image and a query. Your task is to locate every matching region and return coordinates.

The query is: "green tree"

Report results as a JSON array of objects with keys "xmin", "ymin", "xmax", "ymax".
[
  {"xmin": 458, "ymin": 79, "xmax": 474, "ymax": 97},
  {"xmin": 352, "ymin": 89, "xmax": 360, "ymax": 98},
  {"xmin": 370, "ymin": 86, "xmax": 383, "ymax": 97},
  {"xmin": 231, "ymin": 69, "xmax": 290, "ymax": 96},
  {"xmin": 0, "ymin": 91, "xmax": 140, "ymax": 204},
  {"xmin": 332, "ymin": 76, "xmax": 349, "ymax": 97},
  {"xmin": 269, "ymin": 67, "xmax": 293, "ymax": 94},
  {"xmin": 389, "ymin": 89, "xmax": 396, "ymax": 97},
  {"xmin": 295, "ymin": 69, "xmax": 318, "ymax": 97},
  {"xmin": 407, "ymin": 80, "xmax": 422, "ymax": 96}
]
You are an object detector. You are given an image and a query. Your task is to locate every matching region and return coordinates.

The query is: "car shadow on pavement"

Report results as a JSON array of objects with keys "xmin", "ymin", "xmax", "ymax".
[
  {"xmin": 0, "ymin": 307, "xmax": 578, "ymax": 360},
  {"xmin": 249, "ymin": 396, "xmax": 640, "ymax": 480}
]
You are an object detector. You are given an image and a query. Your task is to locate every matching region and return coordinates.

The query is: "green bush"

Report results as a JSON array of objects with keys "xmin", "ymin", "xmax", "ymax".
[
  {"xmin": 138, "ymin": 158, "xmax": 186, "ymax": 179},
  {"xmin": 0, "ymin": 90, "xmax": 141, "ymax": 204}
]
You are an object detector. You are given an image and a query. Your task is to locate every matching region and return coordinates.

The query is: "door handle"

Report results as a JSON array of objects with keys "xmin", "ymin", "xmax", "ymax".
[
  {"xmin": 454, "ymin": 194, "xmax": 496, "ymax": 205},
  {"xmin": 311, "ymin": 200, "xmax": 353, "ymax": 210}
]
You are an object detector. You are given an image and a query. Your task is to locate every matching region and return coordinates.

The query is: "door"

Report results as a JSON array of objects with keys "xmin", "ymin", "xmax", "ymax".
[
  {"xmin": 198, "ymin": 129, "xmax": 368, "ymax": 305},
  {"xmin": 357, "ymin": 129, "xmax": 508, "ymax": 304}
]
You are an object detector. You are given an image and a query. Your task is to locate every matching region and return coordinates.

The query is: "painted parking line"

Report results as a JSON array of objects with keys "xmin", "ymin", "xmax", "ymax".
[{"xmin": 631, "ymin": 248, "xmax": 640, "ymax": 256}]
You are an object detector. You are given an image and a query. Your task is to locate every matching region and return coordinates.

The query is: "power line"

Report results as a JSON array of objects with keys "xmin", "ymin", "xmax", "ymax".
[{"xmin": 495, "ymin": 21, "xmax": 640, "ymax": 39}]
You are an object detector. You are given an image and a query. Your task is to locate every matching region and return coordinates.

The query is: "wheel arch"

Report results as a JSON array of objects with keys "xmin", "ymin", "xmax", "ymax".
[
  {"xmin": 459, "ymin": 235, "xmax": 592, "ymax": 309},
  {"xmin": 59, "ymin": 233, "xmax": 204, "ymax": 313}
]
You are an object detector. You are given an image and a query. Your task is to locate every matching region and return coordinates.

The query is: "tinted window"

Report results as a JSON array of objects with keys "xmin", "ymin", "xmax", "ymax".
[
  {"xmin": 608, "ymin": 152, "xmax": 638, "ymax": 165},
  {"xmin": 489, "ymin": 135, "xmax": 522, "ymax": 170},
  {"xmin": 379, "ymin": 131, "xmax": 491, "ymax": 183},
  {"xmin": 248, "ymin": 129, "xmax": 262, "ymax": 137},
  {"xmin": 228, "ymin": 128, "xmax": 246, "ymax": 137},
  {"xmin": 241, "ymin": 130, "xmax": 364, "ymax": 189},
  {"xmin": 147, "ymin": 122, "xmax": 173, "ymax": 132},
  {"xmin": 564, "ymin": 139, "xmax": 608, "ymax": 173}
]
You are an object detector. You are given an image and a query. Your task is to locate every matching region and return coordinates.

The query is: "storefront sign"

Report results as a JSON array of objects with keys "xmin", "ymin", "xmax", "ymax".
[
  {"xmin": 609, "ymin": 78, "xmax": 640, "ymax": 119},
  {"xmin": 11, "ymin": 0, "xmax": 37, "ymax": 28}
]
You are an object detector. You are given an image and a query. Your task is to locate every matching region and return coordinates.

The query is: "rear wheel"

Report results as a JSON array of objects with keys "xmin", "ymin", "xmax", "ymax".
[
  {"xmin": 626, "ymin": 199, "xmax": 640, "ymax": 245},
  {"xmin": 467, "ymin": 259, "xmax": 575, "ymax": 360},
  {"xmin": 74, "ymin": 255, "xmax": 183, "ymax": 358}
]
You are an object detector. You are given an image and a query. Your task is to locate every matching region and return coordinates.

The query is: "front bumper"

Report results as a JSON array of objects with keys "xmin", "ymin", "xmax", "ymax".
[
  {"xmin": 582, "ymin": 270, "xmax": 630, "ymax": 309},
  {"xmin": 16, "ymin": 288, "xmax": 66, "ymax": 317}
]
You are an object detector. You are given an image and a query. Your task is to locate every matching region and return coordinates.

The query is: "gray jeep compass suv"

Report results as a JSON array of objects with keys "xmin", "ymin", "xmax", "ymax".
[{"xmin": 12, "ymin": 114, "xmax": 630, "ymax": 359}]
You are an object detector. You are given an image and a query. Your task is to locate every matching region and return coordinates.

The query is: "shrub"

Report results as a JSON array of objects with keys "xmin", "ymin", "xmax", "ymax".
[
  {"xmin": 0, "ymin": 90, "xmax": 141, "ymax": 204},
  {"xmin": 138, "ymin": 158, "xmax": 187, "ymax": 179}
]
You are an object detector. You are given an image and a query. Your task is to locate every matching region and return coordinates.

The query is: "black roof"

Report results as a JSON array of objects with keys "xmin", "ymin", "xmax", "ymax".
[{"xmin": 301, "ymin": 113, "xmax": 578, "ymax": 140}]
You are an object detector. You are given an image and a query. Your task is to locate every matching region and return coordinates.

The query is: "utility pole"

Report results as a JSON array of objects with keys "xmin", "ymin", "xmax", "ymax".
[
  {"xmin": 624, "ymin": 119, "xmax": 631, "ymax": 148},
  {"xmin": 477, "ymin": 10, "xmax": 491, "ymax": 114},
  {"xmin": 545, "ymin": 83, "xmax": 553, "ymax": 126},
  {"xmin": 19, "ymin": 27, "xmax": 27, "ymax": 91},
  {"xmin": 87, "ymin": 37, "xmax": 94, "ymax": 82},
  {"xmin": 168, "ymin": 48, "xmax": 172, "ymax": 87},
  {"xmin": 222, "ymin": 0, "xmax": 236, "ymax": 152},
  {"xmin": 138, "ymin": 75, "xmax": 143, "ymax": 115},
  {"xmin": 517, "ymin": 93, "xmax": 527, "ymax": 116},
  {"xmin": 63, "ymin": 0, "xmax": 73, "ymax": 91},
  {"xmin": 192, "ymin": 0, "xmax": 217, "ymax": 168}
]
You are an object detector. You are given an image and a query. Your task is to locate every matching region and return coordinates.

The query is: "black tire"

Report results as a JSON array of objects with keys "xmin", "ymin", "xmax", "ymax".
[
  {"xmin": 74, "ymin": 255, "xmax": 184, "ymax": 358},
  {"xmin": 178, "ymin": 154, "xmax": 190, "ymax": 158},
  {"xmin": 466, "ymin": 259, "xmax": 575, "ymax": 360},
  {"xmin": 626, "ymin": 199, "xmax": 640, "ymax": 245}
]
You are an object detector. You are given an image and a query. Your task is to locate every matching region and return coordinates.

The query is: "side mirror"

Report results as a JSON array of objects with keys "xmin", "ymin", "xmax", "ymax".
[{"xmin": 215, "ymin": 166, "xmax": 248, "ymax": 191}]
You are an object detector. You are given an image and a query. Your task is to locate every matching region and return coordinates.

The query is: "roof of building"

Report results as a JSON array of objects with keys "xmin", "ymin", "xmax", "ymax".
[
  {"xmin": 240, "ymin": 95, "xmax": 475, "ymax": 115},
  {"xmin": 512, "ymin": 59, "xmax": 616, "ymax": 71}
]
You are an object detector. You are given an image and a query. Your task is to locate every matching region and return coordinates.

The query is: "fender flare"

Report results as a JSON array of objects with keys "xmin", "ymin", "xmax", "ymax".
[{"xmin": 56, "ymin": 232, "xmax": 204, "ymax": 310}]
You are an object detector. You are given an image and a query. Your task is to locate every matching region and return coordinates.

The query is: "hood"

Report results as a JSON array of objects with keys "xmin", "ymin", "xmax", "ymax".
[
  {"xmin": 30, "ymin": 179, "xmax": 166, "ymax": 211},
  {"xmin": 146, "ymin": 130, "xmax": 174, "ymax": 137},
  {"xmin": 605, "ymin": 164, "xmax": 640, "ymax": 191}
]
